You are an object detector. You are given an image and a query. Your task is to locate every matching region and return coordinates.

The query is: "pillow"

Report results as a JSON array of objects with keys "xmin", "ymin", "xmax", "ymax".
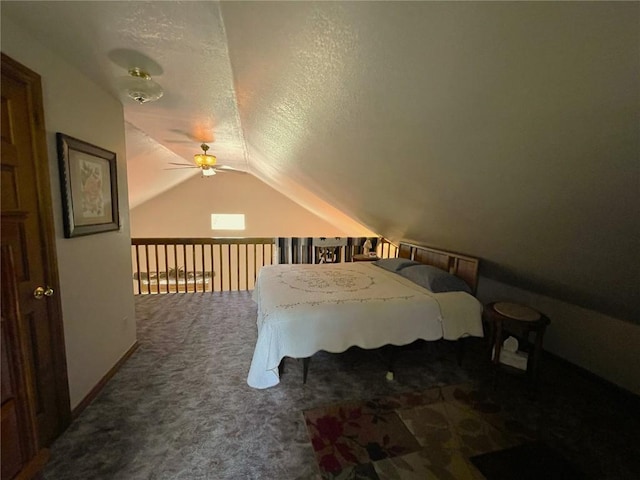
[
  {"xmin": 398, "ymin": 264, "xmax": 472, "ymax": 294},
  {"xmin": 373, "ymin": 257, "xmax": 420, "ymax": 272}
]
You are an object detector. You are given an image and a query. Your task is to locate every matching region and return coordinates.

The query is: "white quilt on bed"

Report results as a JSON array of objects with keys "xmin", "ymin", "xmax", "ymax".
[{"xmin": 247, "ymin": 262, "xmax": 483, "ymax": 389}]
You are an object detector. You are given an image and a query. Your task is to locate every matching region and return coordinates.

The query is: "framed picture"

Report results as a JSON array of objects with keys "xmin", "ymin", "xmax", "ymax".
[{"xmin": 56, "ymin": 133, "xmax": 120, "ymax": 238}]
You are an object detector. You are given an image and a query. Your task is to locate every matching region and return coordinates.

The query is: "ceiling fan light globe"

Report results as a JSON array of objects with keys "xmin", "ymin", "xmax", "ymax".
[
  {"xmin": 201, "ymin": 168, "xmax": 216, "ymax": 177},
  {"xmin": 128, "ymin": 89, "xmax": 163, "ymax": 104},
  {"xmin": 194, "ymin": 153, "xmax": 217, "ymax": 167},
  {"xmin": 118, "ymin": 68, "xmax": 163, "ymax": 104}
]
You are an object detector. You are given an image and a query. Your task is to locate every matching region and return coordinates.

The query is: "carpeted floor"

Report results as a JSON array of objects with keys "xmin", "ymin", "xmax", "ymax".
[{"xmin": 43, "ymin": 292, "xmax": 640, "ymax": 479}]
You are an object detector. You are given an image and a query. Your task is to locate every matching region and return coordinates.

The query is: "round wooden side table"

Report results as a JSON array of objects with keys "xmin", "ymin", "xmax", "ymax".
[{"xmin": 484, "ymin": 302, "xmax": 551, "ymax": 389}]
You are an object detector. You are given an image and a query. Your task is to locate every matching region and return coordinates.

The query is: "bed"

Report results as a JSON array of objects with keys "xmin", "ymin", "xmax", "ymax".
[{"xmin": 247, "ymin": 242, "xmax": 483, "ymax": 389}]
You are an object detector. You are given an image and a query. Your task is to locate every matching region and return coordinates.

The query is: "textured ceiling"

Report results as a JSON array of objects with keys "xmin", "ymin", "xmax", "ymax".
[
  {"xmin": 2, "ymin": 1, "xmax": 247, "ymax": 208},
  {"xmin": 2, "ymin": 1, "xmax": 638, "ymax": 322}
]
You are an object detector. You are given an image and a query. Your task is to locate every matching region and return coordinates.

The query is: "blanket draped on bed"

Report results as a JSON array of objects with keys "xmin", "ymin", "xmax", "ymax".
[{"xmin": 248, "ymin": 263, "xmax": 483, "ymax": 389}]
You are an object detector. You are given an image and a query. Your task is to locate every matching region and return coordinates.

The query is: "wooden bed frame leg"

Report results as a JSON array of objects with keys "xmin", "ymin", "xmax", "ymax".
[
  {"xmin": 382, "ymin": 344, "xmax": 396, "ymax": 379},
  {"xmin": 302, "ymin": 357, "xmax": 310, "ymax": 384}
]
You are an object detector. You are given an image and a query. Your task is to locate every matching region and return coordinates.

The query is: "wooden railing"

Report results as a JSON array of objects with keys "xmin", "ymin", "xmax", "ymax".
[
  {"xmin": 276, "ymin": 237, "xmax": 398, "ymax": 264},
  {"xmin": 131, "ymin": 237, "xmax": 398, "ymax": 295},
  {"xmin": 131, "ymin": 238, "xmax": 275, "ymax": 294},
  {"xmin": 379, "ymin": 239, "xmax": 398, "ymax": 260}
]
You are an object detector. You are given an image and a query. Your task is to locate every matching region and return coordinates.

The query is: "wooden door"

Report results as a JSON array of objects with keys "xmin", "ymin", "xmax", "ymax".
[
  {"xmin": 1, "ymin": 246, "xmax": 49, "ymax": 479},
  {"xmin": 1, "ymin": 54, "xmax": 71, "ymax": 451}
]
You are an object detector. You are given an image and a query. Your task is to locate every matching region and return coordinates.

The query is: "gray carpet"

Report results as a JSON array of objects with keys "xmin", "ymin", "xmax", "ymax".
[{"xmin": 43, "ymin": 291, "xmax": 640, "ymax": 479}]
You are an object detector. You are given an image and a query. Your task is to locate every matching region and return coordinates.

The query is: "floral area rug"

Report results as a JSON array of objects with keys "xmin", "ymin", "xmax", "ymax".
[{"xmin": 303, "ymin": 383, "xmax": 535, "ymax": 479}]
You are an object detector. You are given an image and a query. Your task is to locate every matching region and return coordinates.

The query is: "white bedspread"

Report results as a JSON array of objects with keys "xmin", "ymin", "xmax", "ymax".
[{"xmin": 247, "ymin": 262, "xmax": 483, "ymax": 389}]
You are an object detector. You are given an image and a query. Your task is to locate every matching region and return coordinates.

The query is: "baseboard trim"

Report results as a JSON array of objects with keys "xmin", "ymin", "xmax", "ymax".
[
  {"xmin": 72, "ymin": 341, "xmax": 139, "ymax": 419},
  {"xmin": 15, "ymin": 448, "xmax": 49, "ymax": 480}
]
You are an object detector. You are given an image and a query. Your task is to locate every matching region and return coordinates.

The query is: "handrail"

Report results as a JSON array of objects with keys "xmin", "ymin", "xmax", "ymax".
[
  {"xmin": 132, "ymin": 237, "xmax": 275, "ymax": 246},
  {"xmin": 131, "ymin": 237, "xmax": 397, "ymax": 295}
]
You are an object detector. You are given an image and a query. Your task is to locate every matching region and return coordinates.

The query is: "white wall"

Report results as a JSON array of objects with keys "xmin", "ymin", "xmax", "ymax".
[
  {"xmin": 130, "ymin": 169, "xmax": 371, "ymax": 238},
  {"xmin": 477, "ymin": 278, "xmax": 640, "ymax": 396},
  {"xmin": 2, "ymin": 18, "xmax": 137, "ymax": 408}
]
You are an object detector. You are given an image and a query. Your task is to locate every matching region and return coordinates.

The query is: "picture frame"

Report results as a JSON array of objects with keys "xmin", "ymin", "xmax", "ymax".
[{"xmin": 56, "ymin": 133, "xmax": 120, "ymax": 238}]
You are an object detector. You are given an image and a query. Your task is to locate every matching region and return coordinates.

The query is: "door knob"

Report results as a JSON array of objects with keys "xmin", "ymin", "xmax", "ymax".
[{"xmin": 33, "ymin": 286, "xmax": 54, "ymax": 299}]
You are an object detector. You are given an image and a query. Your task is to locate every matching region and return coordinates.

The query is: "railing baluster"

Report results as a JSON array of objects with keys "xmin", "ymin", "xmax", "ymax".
[
  {"xmin": 143, "ymin": 244, "xmax": 149, "ymax": 294},
  {"xmin": 200, "ymin": 243, "xmax": 205, "ymax": 293},
  {"xmin": 173, "ymin": 244, "xmax": 177, "ymax": 293},
  {"xmin": 135, "ymin": 245, "xmax": 142, "ymax": 294},
  {"xmin": 236, "ymin": 244, "xmax": 240, "ymax": 291},
  {"xmin": 191, "ymin": 243, "xmax": 196, "ymax": 292},
  {"xmin": 182, "ymin": 244, "xmax": 187, "ymax": 293},
  {"xmin": 227, "ymin": 244, "xmax": 232, "ymax": 292},
  {"xmin": 210, "ymin": 243, "xmax": 214, "ymax": 292},
  {"xmin": 253, "ymin": 243, "xmax": 257, "ymax": 284},
  {"xmin": 162, "ymin": 243, "xmax": 169, "ymax": 293},
  {"xmin": 154, "ymin": 244, "xmax": 159, "ymax": 294},
  {"xmin": 218, "ymin": 244, "xmax": 223, "ymax": 292}
]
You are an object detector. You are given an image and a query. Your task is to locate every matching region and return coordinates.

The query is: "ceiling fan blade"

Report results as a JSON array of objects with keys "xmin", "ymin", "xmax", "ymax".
[
  {"xmin": 167, "ymin": 162, "xmax": 196, "ymax": 166},
  {"xmin": 215, "ymin": 165, "xmax": 244, "ymax": 172},
  {"xmin": 163, "ymin": 166, "xmax": 199, "ymax": 170}
]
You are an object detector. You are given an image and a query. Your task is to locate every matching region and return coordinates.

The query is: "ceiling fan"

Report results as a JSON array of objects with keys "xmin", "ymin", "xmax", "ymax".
[{"xmin": 165, "ymin": 143, "xmax": 243, "ymax": 177}]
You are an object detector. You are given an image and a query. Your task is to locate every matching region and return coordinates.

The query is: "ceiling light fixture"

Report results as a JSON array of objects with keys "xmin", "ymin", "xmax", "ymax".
[
  {"xmin": 194, "ymin": 143, "xmax": 217, "ymax": 174},
  {"xmin": 120, "ymin": 67, "xmax": 163, "ymax": 104}
]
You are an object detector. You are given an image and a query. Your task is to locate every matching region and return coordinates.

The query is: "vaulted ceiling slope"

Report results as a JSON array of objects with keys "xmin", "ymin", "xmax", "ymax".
[
  {"xmin": 2, "ymin": 2, "xmax": 638, "ymax": 323},
  {"xmin": 222, "ymin": 1, "xmax": 639, "ymax": 323}
]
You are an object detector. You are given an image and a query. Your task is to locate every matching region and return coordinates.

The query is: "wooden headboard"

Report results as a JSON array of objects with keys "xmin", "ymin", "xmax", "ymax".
[{"xmin": 397, "ymin": 242, "xmax": 479, "ymax": 294}]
